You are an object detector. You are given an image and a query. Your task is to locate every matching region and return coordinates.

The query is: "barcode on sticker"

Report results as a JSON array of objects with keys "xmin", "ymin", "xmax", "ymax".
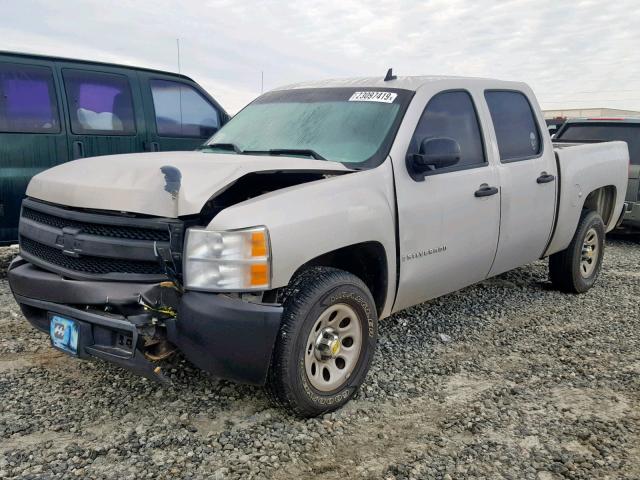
[{"xmin": 349, "ymin": 91, "xmax": 397, "ymax": 103}]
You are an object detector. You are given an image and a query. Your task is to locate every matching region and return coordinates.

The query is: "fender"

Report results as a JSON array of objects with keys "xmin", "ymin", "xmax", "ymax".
[{"xmin": 208, "ymin": 160, "xmax": 398, "ymax": 318}]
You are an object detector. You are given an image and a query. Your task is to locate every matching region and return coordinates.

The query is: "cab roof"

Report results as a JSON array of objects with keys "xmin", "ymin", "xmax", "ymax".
[{"xmin": 274, "ymin": 75, "xmax": 527, "ymax": 93}]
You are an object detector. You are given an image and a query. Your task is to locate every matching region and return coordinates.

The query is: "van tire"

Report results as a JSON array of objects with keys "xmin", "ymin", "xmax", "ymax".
[
  {"xmin": 267, "ymin": 267, "xmax": 378, "ymax": 417},
  {"xmin": 549, "ymin": 210, "xmax": 605, "ymax": 293}
]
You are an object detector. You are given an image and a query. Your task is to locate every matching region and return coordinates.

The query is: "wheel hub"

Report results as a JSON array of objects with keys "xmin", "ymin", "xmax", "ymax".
[
  {"xmin": 579, "ymin": 227, "xmax": 599, "ymax": 278},
  {"xmin": 304, "ymin": 303, "xmax": 363, "ymax": 392},
  {"xmin": 314, "ymin": 328, "xmax": 341, "ymax": 361},
  {"xmin": 582, "ymin": 246, "xmax": 594, "ymax": 259}
]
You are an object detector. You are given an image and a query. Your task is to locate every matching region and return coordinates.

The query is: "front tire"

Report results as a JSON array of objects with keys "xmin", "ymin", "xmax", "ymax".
[
  {"xmin": 267, "ymin": 267, "xmax": 378, "ymax": 417},
  {"xmin": 549, "ymin": 209, "xmax": 605, "ymax": 293}
]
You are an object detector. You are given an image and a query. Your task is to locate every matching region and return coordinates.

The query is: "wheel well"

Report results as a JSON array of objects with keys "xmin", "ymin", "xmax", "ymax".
[
  {"xmin": 292, "ymin": 242, "xmax": 388, "ymax": 316},
  {"xmin": 583, "ymin": 185, "xmax": 617, "ymax": 227}
]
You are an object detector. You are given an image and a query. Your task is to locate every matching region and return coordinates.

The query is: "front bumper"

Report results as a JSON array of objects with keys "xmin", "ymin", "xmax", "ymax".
[{"xmin": 8, "ymin": 257, "xmax": 283, "ymax": 385}]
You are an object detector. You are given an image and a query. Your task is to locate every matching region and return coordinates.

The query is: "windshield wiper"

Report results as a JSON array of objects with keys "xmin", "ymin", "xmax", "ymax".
[
  {"xmin": 244, "ymin": 148, "xmax": 326, "ymax": 160},
  {"xmin": 199, "ymin": 143, "xmax": 243, "ymax": 153},
  {"xmin": 269, "ymin": 149, "xmax": 326, "ymax": 160}
]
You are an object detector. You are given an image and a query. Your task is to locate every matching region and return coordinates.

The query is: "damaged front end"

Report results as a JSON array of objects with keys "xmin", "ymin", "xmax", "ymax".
[
  {"xmin": 9, "ymin": 197, "xmax": 283, "ymax": 385},
  {"xmin": 10, "ymin": 263, "xmax": 182, "ymax": 384}
]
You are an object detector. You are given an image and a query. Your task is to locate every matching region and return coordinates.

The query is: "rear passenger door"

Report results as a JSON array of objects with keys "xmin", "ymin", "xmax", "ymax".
[
  {"xmin": 57, "ymin": 64, "xmax": 146, "ymax": 160},
  {"xmin": 484, "ymin": 90, "xmax": 557, "ymax": 276},
  {"xmin": 138, "ymin": 72, "xmax": 225, "ymax": 152},
  {"xmin": 0, "ymin": 58, "xmax": 68, "ymax": 244}
]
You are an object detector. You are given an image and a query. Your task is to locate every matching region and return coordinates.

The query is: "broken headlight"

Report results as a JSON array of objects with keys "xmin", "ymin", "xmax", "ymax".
[{"xmin": 183, "ymin": 226, "xmax": 271, "ymax": 291}]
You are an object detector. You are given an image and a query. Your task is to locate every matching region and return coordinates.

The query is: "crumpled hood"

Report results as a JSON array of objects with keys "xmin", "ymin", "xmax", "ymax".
[{"xmin": 26, "ymin": 151, "xmax": 351, "ymax": 218}]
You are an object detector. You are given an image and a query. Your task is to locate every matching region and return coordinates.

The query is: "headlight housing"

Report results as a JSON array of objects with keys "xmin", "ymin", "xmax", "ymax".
[{"xmin": 184, "ymin": 226, "xmax": 271, "ymax": 291}]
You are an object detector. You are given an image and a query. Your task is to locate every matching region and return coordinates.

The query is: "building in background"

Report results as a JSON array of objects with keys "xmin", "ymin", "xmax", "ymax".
[{"xmin": 543, "ymin": 108, "xmax": 640, "ymax": 119}]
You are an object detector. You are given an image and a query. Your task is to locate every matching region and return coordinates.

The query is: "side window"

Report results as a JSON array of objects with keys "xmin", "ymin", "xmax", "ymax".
[
  {"xmin": 0, "ymin": 63, "xmax": 60, "ymax": 133},
  {"xmin": 150, "ymin": 79, "xmax": 220, "ymax": 138},
  {"xmin": 62, "ymin": 69, "xmax": 136, "ymax": 135},
  {"xmin": 485, "ymin": 91, "xmax": 541, "ymax": 161},
  {"xmin": 408, "ymin": 90, "xmax": 486, "ymax": 170}
]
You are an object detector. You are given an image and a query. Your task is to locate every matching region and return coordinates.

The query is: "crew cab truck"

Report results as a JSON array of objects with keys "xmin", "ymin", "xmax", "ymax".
[
  {"xmin": 553, "ymin": 118, "xmax": 640, "ymax": 230},
  {"xmin": 8, "ymin": 75, "xmax": 629, "ymax": 417}
]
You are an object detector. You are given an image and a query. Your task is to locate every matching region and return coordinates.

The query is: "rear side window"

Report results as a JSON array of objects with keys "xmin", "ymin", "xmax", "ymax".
[
  {"xmin": 557, "ymin": 124, "xmax": 640, "ymax": 165},
  {"xmin": 0, "ymin": 63, "xmax": 60, "ymax": 133},
  {"xmin": 150, "ymin": 79, "xmax": 220, "ymax": 138},
  {"xmin": 408, "ymin": 90, "xmax": 486, "ymax": 169},
  {"xmin": 485, "ymin": 91, "xmax": 541, "ymax": 162},
  {"xmin": 62, "ymin": 69, "xmax": 136, "ymax": 135}
]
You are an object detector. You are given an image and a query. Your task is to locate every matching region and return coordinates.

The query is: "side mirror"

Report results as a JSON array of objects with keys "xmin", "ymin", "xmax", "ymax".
[{"xmin": 406, "ymin": 137, "xmax": 461, "ymax": 181}]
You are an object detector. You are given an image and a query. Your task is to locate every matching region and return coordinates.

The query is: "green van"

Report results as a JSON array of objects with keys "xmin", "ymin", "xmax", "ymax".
[{"xmin": 0, "ymin": 51, "xmax": 229, "ymax": 245}]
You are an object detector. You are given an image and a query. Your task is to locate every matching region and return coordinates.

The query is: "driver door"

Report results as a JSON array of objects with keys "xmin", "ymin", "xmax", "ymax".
[{"xmin": 392, "ymin": 88, "xmax": 501, "ymax": 312}]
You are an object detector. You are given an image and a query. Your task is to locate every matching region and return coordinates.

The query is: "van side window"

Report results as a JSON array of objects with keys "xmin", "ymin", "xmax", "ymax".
[
  {"xmin": 485, "ymin": 90, "xmax": 541, "ymax": 161},
  {"xmin": 150, "ymin": 79, "xmax": 220, "ymax": 138},
  {"xmin": 408, "ymin": 90, "xmax": 486, "ymax": 170},
  {"xmin": 0, "ymin": 63, "xmax": 60, "ymax": 133},
  {"xmin": 62, "ymin": 70, "xmax": 136, "ymax": 135}
]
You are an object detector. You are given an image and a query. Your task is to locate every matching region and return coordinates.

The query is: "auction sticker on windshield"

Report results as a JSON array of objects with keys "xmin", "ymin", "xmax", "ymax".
[{"xmin": 349, "ymin": 91, "xmax": 398, "ymax": 103}]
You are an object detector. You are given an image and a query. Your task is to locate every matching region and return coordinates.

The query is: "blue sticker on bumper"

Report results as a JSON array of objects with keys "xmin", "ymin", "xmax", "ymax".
[{"xmin": 50, "ymin": 315, "xmax": 79, "ymax": 355}]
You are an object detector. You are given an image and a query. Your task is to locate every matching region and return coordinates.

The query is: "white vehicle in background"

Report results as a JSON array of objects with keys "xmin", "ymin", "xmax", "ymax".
[{"xmin": 9, "ymin": 71, "xmax": 629, "ymax": 416}]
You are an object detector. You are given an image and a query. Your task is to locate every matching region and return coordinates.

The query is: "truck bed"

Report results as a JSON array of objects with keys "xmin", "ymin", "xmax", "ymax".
[{"xmin": 545, "ymin": 141, "xmax": 629, "ymax": 256}]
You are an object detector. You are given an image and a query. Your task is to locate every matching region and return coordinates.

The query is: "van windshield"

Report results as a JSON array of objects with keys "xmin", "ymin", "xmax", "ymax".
[
  {"xmin": 556, "ymin": 123, "xmax": 640, "ymax": 165},
  {"xmin": 205, "ymin": 88, "xmax": 411, "ymax": 167}
]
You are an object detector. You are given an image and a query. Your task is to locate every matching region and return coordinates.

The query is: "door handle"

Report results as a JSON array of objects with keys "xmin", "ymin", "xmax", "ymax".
[
  {"xmin": 537, "ymin": 172, "xmax": 555, "ymax": 184},
  {"xmin": 474, "ymin": 185, "xmax": 499, "ymax": 197},
  {"xmin": 72, "ymin": 141, "xmax": 84, "ymax": 159},
  {"xmin": 144, "ymin": 141, "xmax": 160, "ymax": 152}
]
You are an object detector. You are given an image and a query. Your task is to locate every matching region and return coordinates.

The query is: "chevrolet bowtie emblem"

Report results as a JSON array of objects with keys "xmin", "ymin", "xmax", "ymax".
[{"xmin": 58, "ymin": 227, "xmax": 82, "ymax": 257}]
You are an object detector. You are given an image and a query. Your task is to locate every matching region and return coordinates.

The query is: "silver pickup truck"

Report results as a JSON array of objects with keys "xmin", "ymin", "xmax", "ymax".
[{"xmin": 8, "ymin": 74, "xmax": 629, "ymax": 416}]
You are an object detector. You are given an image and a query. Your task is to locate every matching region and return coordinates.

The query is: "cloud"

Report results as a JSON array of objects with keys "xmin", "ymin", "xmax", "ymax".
[{"xmin": 2, "ymin": 0, "xmax": 639, "ymax": 113}]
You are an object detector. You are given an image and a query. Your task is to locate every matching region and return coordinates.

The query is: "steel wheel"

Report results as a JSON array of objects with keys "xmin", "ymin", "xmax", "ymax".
[
  {"xmin": 304, "ymin": 303, "xmax": 363, "ymax": 392},
  {"xmin": 580, "ymin": 227, "xmax": 599, "ymax": 278},
  {"xmin": 549, "ymin": 210, "xmax": 605, "ymax": 294}
]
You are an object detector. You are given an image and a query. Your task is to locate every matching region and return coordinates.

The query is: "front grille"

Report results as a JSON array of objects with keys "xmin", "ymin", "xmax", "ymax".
[
  {"xmin": 22, "ymin": 207, "xmax": 170, "ymax": 242},
  {"xmin": 18, "ymin": 199, "xmax": 184, "ymax": 281},
  {"xmin": 21, "ymin": 237, "xmax": 164, "ymax": 276}
]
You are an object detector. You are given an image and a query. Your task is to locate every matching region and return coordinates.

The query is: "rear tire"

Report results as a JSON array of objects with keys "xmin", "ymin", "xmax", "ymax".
[
  {"xmin": 267, "ymin": 267, "xmax": 378, "ymax": 417},
  {"xmin": 549, "ymin": 209, "xmax": 605, "ymax": 293}
]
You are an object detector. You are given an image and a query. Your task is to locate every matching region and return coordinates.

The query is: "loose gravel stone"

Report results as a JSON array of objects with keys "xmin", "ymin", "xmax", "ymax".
[{"xmin": 0, "ymin": 236, "xmax": 639, "ymax": 479}]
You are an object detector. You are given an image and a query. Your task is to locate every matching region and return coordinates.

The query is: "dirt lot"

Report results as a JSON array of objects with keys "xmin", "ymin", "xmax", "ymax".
[{"xmin": 0, "ymin": 237, "xmax": 639, "ymax": 480}]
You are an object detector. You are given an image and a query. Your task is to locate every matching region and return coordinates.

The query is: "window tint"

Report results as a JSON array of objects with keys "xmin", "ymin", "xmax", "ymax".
[
  {"xmin": 63, "ymin": 69, "xmax": 136, "ymax": 135},
  {"xmin": 485, "ymin": 91, "xmax": 541, "ymax": 161},
  {"xmin": 150, "ymin": 79, "xmax": 220, "ymax": 138},
  {"xmin": 557, "ymin": 123, "xmax": 640, "ymax": 165},
  {"xmin": 408, "ymin": 90, "xmax": 485, "ymax": 169},
  {"xmin": 0, "ymin": 63, "xmax": 60, "ymax": 133}
]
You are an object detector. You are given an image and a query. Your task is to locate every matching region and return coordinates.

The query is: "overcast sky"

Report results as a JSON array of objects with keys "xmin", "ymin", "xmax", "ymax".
[{"xmin": 2, "ymin": 0, "xmax": 639, "ymax": 113}]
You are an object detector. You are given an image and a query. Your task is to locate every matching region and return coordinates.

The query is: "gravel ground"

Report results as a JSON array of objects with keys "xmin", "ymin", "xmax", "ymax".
[{"xmin": 0, "ymin": 237, "xmax": 638, "ymax": 480}]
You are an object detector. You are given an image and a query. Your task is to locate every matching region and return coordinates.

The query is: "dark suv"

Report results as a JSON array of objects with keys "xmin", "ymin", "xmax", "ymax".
[
  {"xmin": 0, "ymin": 51, "xmax": 228, "ymax": 244},
  {"xmin": 554, "ymin": 118, "xmax": 639, "ymax": 229}
]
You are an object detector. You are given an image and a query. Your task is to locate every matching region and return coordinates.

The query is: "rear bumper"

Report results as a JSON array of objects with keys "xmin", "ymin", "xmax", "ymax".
[
  {"xmin": 8, "ymin": 257, "xmax": 283, "ymax": 385},
  {"xmin": 621, "ymin": 201, "xmax": 640, "ymax": 229}
]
